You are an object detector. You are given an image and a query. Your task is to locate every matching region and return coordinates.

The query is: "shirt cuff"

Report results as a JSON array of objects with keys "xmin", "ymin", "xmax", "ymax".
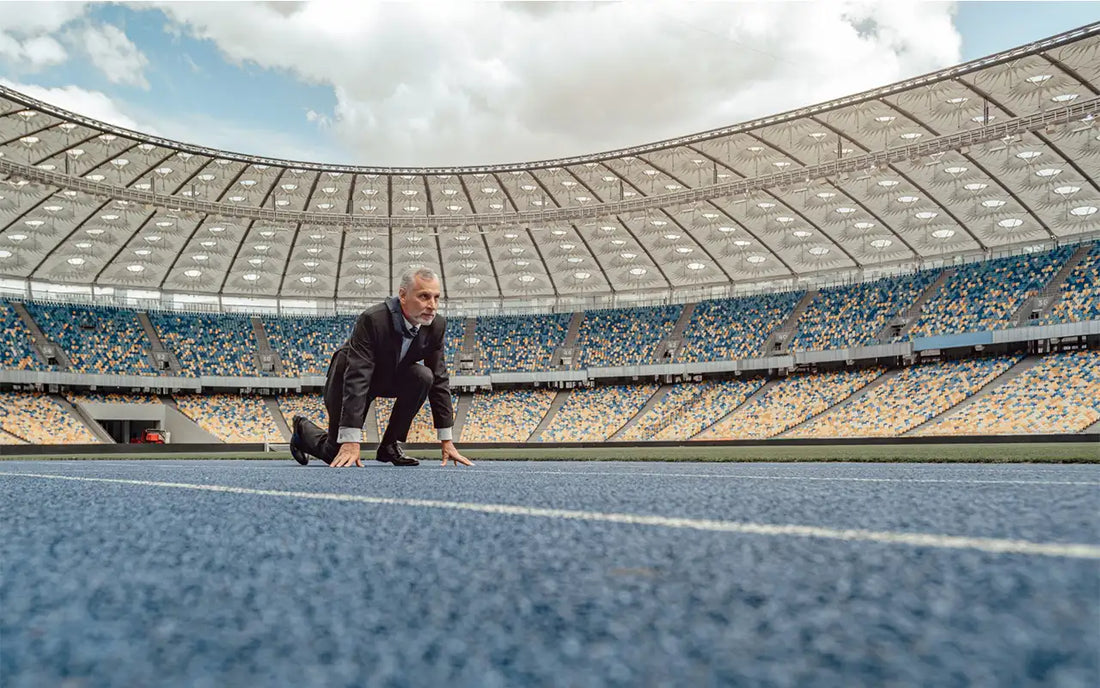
[
  {"xmin": 337, "ymin": 427, "xmax": 362, "ymax": 444},
  {"xmin": 437, "ymin": 427, "xmax": 453, "ymax": 442}
]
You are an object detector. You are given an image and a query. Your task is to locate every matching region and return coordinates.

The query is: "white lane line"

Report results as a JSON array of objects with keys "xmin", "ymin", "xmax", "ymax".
[
  {"xmin": 420, "ymin": 467, "xmax": 1100, "ymax": 487},
  {"xmin": 3, "ymin": 471, "xmax": 1098, "ymax": 560}
]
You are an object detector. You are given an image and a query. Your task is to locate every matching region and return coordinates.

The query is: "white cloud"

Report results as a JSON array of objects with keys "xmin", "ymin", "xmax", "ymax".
[
  {"xmin": 79, "ymin": 23, "xmax": 151, "ymax": 89},
  {"xmin": 0, "ymin": 79, "xmax": 152, "ymax": 133},
  {"xmin": 154, "ymin": 1, "xmax": 961, "ymax": 166},
  {"xmin": 0, "ymin": 2, "xmax": 86, "ymax": 70}
]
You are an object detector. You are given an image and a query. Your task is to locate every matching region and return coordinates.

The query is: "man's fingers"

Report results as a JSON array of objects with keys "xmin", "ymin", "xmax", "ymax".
[{"xmin": 355, "ymin": 457, "xmax": 363, "ymax": 467}]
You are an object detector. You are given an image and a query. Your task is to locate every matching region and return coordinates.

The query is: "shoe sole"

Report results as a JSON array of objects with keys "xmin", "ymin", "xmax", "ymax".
[{"xmin": 290, "ymin": 431, "xmax": 309, "ymax": 466}]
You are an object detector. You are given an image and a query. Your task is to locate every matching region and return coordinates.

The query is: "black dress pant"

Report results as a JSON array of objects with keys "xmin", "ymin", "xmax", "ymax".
[{"xmin": 297, "ymin": 348, "xmax": 433, "ymax": 463}]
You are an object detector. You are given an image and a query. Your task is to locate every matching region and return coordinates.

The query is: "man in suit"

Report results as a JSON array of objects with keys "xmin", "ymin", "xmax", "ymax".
[{"xmin": 290, "ymin": 268, "xmax": 472, "ymax": 468}]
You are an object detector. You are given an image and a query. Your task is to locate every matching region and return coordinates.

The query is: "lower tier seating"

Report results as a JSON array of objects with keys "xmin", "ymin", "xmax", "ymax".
[
  {"xmin": 0, "ymin": 392, "xmax": 99, "ymax": 444},
  {"xmin": 697, "ymin": 368, "xmax": 883, "ymax": 440},
  {"xmin": 538, "ymin": 384, "xmax": 658, "ymax": 442},
  {"xmin": 460, "ymin": 389, "xmax": 556, "ymax": 443},
  {"xmin": 914, "ymin": 349, "xmax": 1100, "ymax": 435},
  {"xmin": 787, "ymin": 356, "xmax": 1021, "ymax": 438},
  {"xmin": 173, "ymin": 394, "xmax": 282, "ymax": 443}
]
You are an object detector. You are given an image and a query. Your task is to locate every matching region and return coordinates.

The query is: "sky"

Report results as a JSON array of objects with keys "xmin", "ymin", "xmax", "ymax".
[{"xmin": 0, "ymin": 1, "xmax": 1096, "ymax": 167}]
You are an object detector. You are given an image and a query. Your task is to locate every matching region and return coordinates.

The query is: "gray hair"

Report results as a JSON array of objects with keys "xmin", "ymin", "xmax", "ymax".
[{"xmin": 399, "ymin": 267, "xmax": 440, "ymax": 292}]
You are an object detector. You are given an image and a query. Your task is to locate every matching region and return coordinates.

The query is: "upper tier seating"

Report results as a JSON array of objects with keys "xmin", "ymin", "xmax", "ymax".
[
  {"xmin": 914, "ymin": 349, "xmax": 1100, "ymax": 435},
  {"xmin": 909, "ymin": 246, "xmax": 1074, "ymax": 338},
  {"xmin": 173, "ymin": 394, "xmax": 282, "ymax": 442},
  {"xmin": 539, "ymin": 384, "xmax": 658, "ymax": 442},
  {"xmin": 264, "ymin": 316, "xmax": 353, "ymax": 377},
  {"xmin": 697, "ymin": 368, "xmax": 882, "ymax": 440},
  {"xmin": 460, "ymin": 388, "xmax": 556, "ymax": 442},
  {"xmin": 678, "ymin": 292, "xmax": 803, "ymax": 362},
  {"xmin": 24, "ymin": 302, "xmax": 156, "ymax": 375},
  {"xmin": 577, "ymin": 306, "xmax": 681, "ymax": 368},
  {"xmin": 0, "ymin": 391, "xmax": 99, "ymax": 444},
  {"xmin": 788, "ymin": 272, "xmax": 938, "ymax": 351},
  {"xmin": 1043, "ymin": 242, "xmax": 1100, "ymax": 325},
  {"xmin": 475, "ymin": 313, "xmax": 570, "ymax": 373},
  {"xmin": 443, "ymin": 317, "xmax": 464, "ymax": 370},
  {"xmin": 787, "ymin": 356, "xmax": 1020, "ymax": 438},
  {"xmin": 0, "ymin": 301, "xmax": 41, "ymax": 371},
  {"xmin": 150, "ymin": 312, "xmax": 260, "ymax": 377}
]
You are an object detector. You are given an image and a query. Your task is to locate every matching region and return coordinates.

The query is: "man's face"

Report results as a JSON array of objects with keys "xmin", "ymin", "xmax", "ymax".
[{"xmin": 399, "ymin": 275, "xmax": 441, "ymax": 326}]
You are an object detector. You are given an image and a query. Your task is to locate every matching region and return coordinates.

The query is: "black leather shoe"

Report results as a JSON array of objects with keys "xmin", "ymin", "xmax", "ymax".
[
  {"xmin": 289, "ymin": 415, "xmax": 309, "ymax": 466},
  {"xmin": 376, "ymin": 441, "xmax": 419, "ymax": 466}
]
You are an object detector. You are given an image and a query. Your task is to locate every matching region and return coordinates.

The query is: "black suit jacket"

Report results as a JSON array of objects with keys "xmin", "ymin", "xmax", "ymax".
[{"xmin": 337, "ymin": 300, "xmax": 454, "ymax": 433}]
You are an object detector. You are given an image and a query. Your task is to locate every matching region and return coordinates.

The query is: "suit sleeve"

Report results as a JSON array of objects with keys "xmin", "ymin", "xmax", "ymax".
[
  {"xmin": 423, "ymin": 324, "xmax": 454, "ymax": 432},
  {"xmin": 338, "ymin": 312, "xmax": 376, "ymax": 435}
]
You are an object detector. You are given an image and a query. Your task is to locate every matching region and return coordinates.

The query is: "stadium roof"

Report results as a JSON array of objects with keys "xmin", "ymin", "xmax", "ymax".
[{"xmin": 0, "ymin": 23, "xmax": 1097, "ymax": 308}]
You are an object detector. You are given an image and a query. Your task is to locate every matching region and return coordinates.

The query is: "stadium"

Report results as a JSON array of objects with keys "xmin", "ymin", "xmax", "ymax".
[{"xmin": 2, "ymin": 10, "xmax": 1098, "ymax": 687}]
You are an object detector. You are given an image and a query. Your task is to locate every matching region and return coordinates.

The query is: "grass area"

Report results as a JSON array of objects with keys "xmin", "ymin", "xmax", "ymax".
[
  {"xmin": 2, "ymin": 442, "xmax": 1097, "ymax": 463},
  {"xmin": 434, "ymin": 443, "xmax": 1100, "ymax": 463}
]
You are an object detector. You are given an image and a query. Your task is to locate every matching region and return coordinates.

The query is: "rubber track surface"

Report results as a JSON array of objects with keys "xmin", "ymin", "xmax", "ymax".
[{"xmin": 2, "ymin": 460, "xmax": 1098, "ymax": 687}]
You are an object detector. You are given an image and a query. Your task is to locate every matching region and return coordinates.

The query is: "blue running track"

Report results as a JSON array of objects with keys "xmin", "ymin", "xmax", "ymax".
[{"xmin": 2, "ymin": 460, "xmax": 1098, "ymax": 687}]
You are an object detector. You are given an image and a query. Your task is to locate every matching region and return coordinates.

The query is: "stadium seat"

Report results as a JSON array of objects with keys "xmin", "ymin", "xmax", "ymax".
[
  {"xmin": 909, "ymin": 246, "xmax": 1075, "ymax": 338},
  {"xmin": 538, "ymin": 384, "xmax": 659, "ymax": 442},
  {"xmin": 460, "ymin": 388, "xmax": 556, "ymax": 442},
  {"xmin": 24, "ymin": 302, "xmax": 157, "ymax": 375},
  {"xmin": 788, "ymin": 272, "xmax": 938, "ymax": 351},
  {"xmin": 697, "ymin": 368, "xmax": 883, "ymax": 440},
  {"xmin": 150, "ymin": 312, "xmax": 262, "ymax": 377},
  {"xmin": 0, "ymin": 391, "xmax": 100, "ymax": 444},
  {"xmin": 788, "ymin": 356, "xmax": 1020, "ymax": 438},
  {"xmin": 475, "ymin": 313, "xmax": 570, "ymax": 373},
  {"xmin": 0, "ymin": 301, "xmax": 43, "ymax": 372},
  {"xmin": 678, "ymin": 292, "xmax": 803, "ymax": 362},
  {"xmin": 1042, "ymin": 243, "xmax": 1100, "ymax": 325},
  {"xmin": 914, "ymin": 349, "xmax": 1100, "ymax": 435},
  {"xmin": 174, "ymin": 394, "xmax": 282, "ymax": 442},
  {"xmin": 576, "ymin": 305, "xmax": 681, "ymax": 368}
]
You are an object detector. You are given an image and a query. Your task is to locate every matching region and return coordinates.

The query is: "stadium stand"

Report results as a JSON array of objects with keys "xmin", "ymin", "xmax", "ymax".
[
  {"xmin": 460, "ymin": 388, "xmax": 556, "ymax": 442},
  {"xmin": 0, "ymin": 301, "xmax": 41, "ymax": 371},
  {"xmin": 539, "ymin": 384, "xmax": 659, "ymax": 442},
  {"xmin": 263, "ymin": 316, "xmax": 352, "ymax": 377},
  {"xmin": 150, "ymin": 312, "xmax": 261, "ymax": 377},
  {"xmin": 24, "ymin": 302, "xmax": 157, "ymax": 375},
  {"xmin": 788, "ymin": 356, "xmax": 1020, "ymax": 438},
  {"xmin": 444, "ymin": 317, "xmax": 465, "ymax": 370},
  {"xmin": 914, "ymin": 349, "xmax": 1100, "ymax": 435},
  {"xmin": 277, "ymin": 394, "xmax": 327, "ymax": 428},
  {"xmin": 0, "ymin": 391, "xmax": 99, "ymax": 444},
  {"xmin": 173, "ymin": 394, "xmax": 282, "ymax": 442},
  {"xmin": 67, "ymin": 392, "xmax": 160, "ymax": 405},
  {"xmin": 0, "ymin": 428, "xmax": 25, "ymax": 444},
  {"xmin": 697, "ymin": 368, "xmax": 883, "ymax": 440},
  {"xmin": 1043, "ymin": 242, "xmax": 1100, "ymax": 325},
  {"xmin": 677, "ymin": 292, "xmax": 803, "ymax": 362},
  {"xmin": 788, "ymin": 272, "xmax": 938, "ymax": 351},
  {"xmin": 576, "ymin": 306, "xmax": 681, "ymax": 368},
  {"xmin": 650, "ymin": 379, "xmax": 766, "ymax": 441},
  {"xmin": 908, "ymin": 246, "xmax": 1074, "ymax": 338},
  {"xmin": 475, "ymin": 313, "xmax": 570, "ymax": 373}
]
